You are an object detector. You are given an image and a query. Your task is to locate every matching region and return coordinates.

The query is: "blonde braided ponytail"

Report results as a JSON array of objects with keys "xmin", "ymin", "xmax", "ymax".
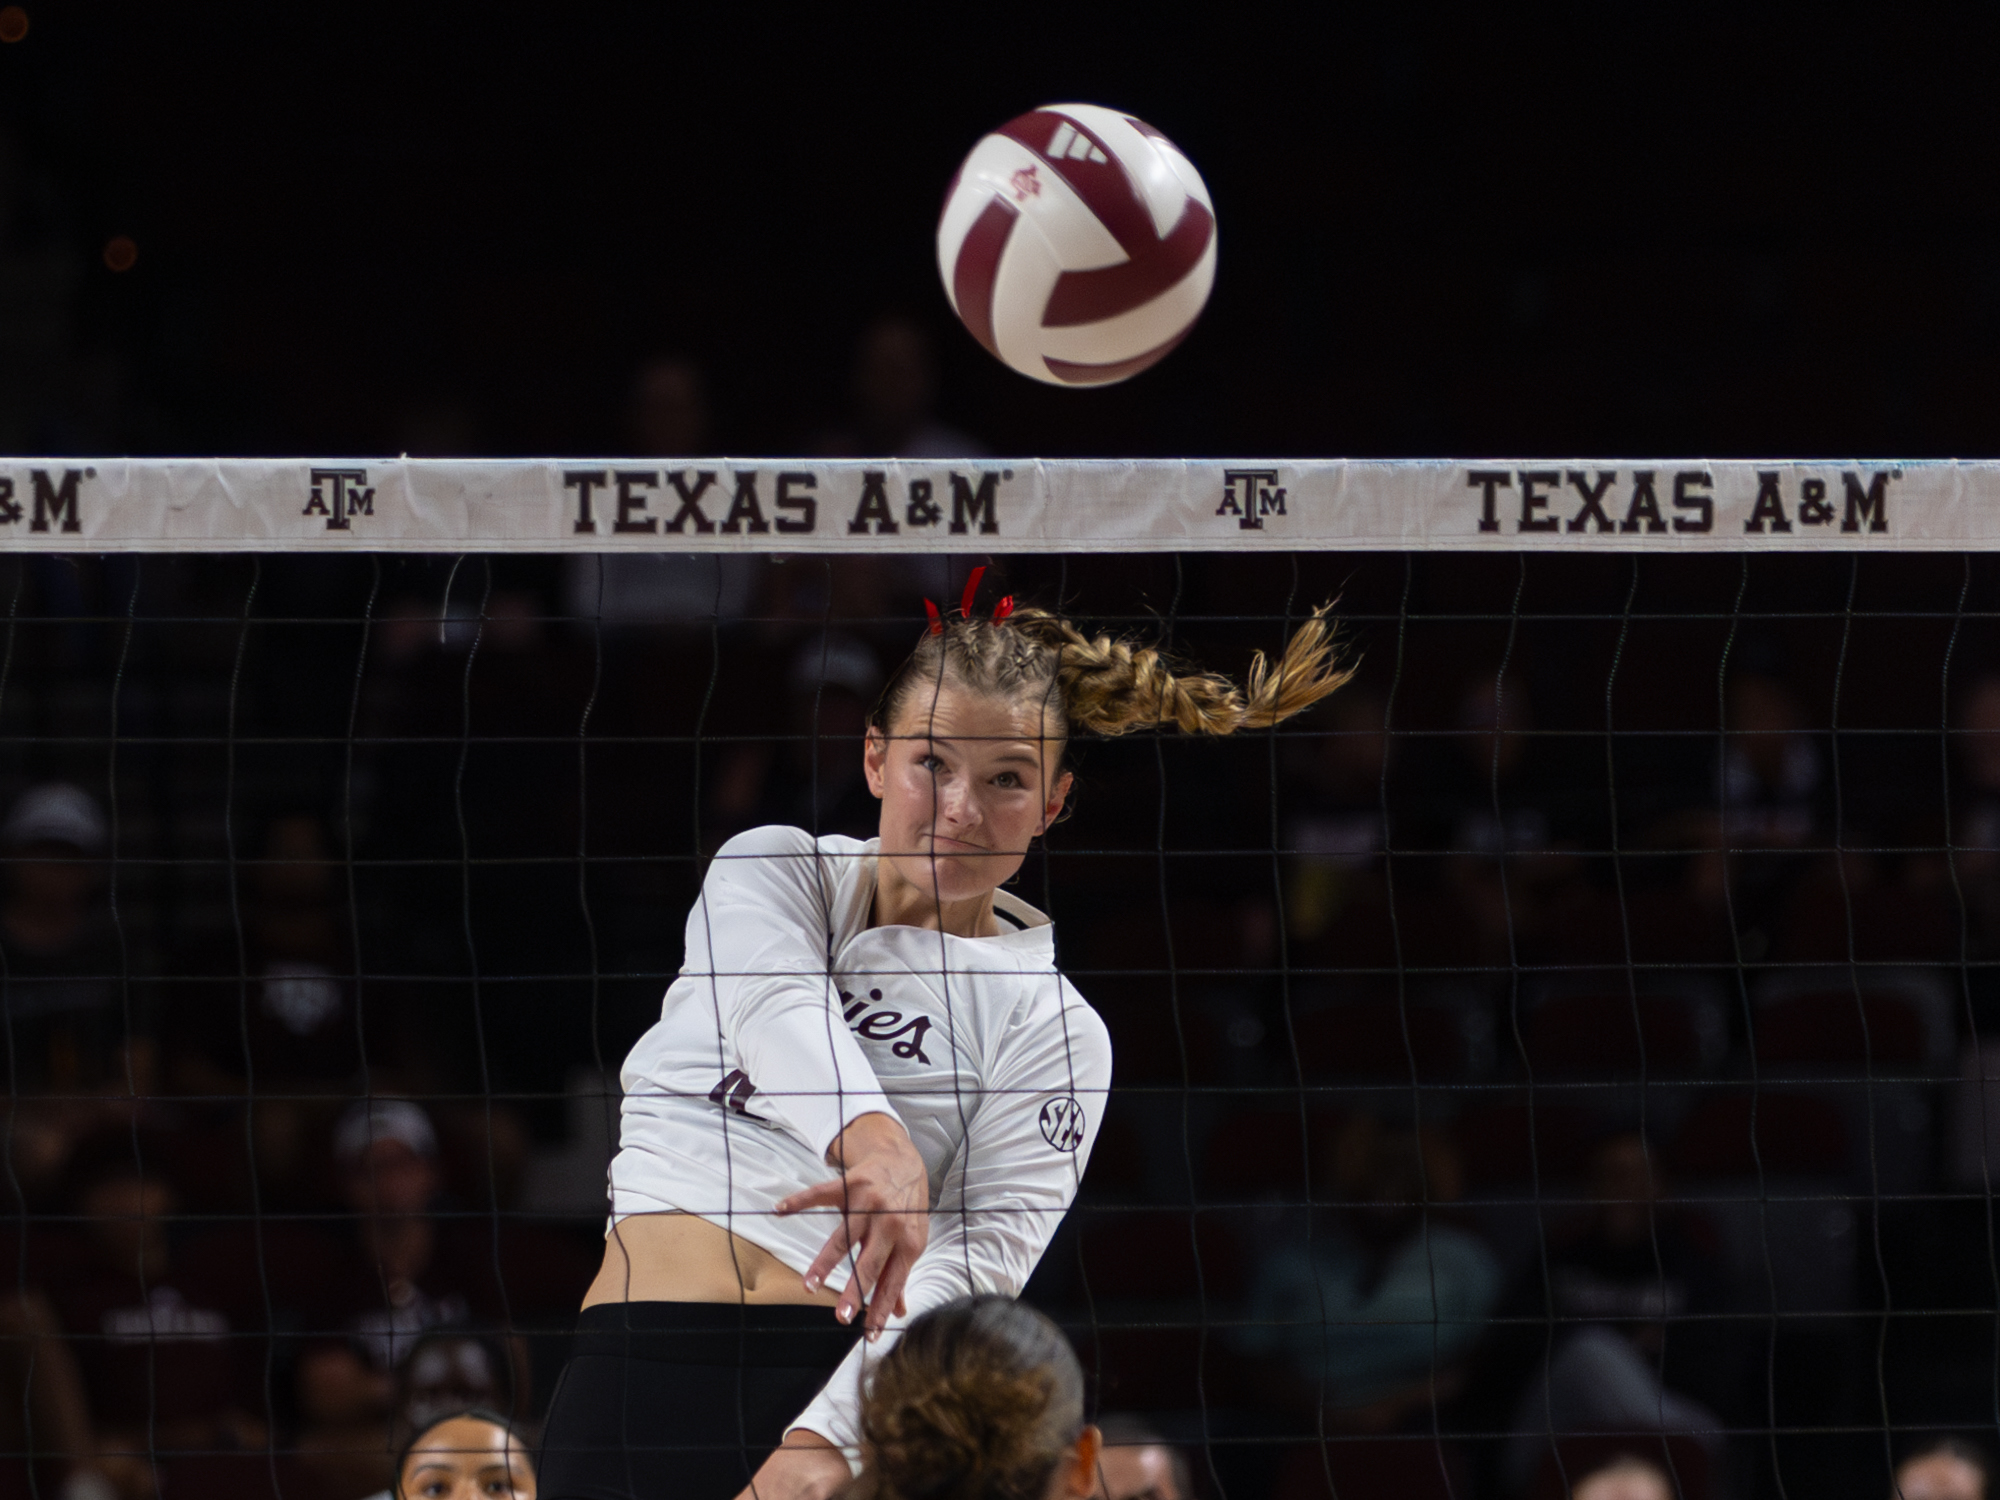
[
  {"xmin": 872, "ymin": 598, "xmax": 1352, "ymax": 748},
  {"xmin": 1009, "ymin": 604, "xmax": 1350, "ymax": 737}
]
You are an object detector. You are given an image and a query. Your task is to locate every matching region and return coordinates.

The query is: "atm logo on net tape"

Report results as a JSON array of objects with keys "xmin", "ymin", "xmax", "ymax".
[
  {"xmin": 1217, "ymin": 468, "xmax": 1288, "ymax": 531},
  {"xmin": 304, "ymin": 468, "xmax": 377, "ymax": 531}
]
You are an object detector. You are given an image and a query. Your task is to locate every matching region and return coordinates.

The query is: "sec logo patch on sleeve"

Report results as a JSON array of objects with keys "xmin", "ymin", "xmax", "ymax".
[{"xmin": 1039, "ymin": 1096, "xmax": 1087, "ymax": 1152}]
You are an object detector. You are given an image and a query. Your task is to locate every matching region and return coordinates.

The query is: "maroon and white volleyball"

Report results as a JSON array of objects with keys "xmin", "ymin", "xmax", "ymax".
[{"xmin": 937, "ymin": 104, "xmax": 1216, "ymax": 387}]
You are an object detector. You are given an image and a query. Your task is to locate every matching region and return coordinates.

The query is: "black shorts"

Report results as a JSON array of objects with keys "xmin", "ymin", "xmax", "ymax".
[{"xmin": 537, "ymin": 1302, "xmax": 859, "ymax": 1500}]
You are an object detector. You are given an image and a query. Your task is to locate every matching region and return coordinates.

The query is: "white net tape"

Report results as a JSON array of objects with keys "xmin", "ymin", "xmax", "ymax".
[{"xmin": 0, "ymin": 457, "xmax": 1975, "ymax": 551}]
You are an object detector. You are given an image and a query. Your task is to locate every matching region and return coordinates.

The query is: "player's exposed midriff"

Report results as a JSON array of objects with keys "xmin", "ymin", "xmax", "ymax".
[{"xmin": 581, "ymin": 1212, "xmax": 841, "ymax": 1310}]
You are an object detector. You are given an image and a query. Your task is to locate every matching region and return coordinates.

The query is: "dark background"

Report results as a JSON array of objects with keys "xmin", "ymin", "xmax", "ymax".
[
  {"xmin": 6, "ymin": 6, "xmax": 2000, "ymax": 461},
  {"xmin": 6, "ymin": 9, "xmax": 2000, "ymax": 1500}
]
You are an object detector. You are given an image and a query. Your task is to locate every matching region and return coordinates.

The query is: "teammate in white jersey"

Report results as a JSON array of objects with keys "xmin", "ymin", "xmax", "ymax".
[{"xmin": 537, "ymin": 575, "xmax": 1348, "ymax": 1500}]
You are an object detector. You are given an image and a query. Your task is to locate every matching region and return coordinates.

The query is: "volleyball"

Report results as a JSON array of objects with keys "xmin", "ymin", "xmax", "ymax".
[{"xmin": 937, "ymin": 103, "xmax": 1217, "ymax": 387}]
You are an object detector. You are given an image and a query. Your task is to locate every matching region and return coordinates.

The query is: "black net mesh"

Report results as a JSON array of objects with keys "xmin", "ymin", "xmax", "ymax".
[{"xmin": 2, "ymin": 548, "xmax": 1995, "ymax": 1500}]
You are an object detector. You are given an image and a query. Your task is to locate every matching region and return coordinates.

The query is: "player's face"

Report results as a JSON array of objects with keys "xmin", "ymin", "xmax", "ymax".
[
  {"xmin": 396, "ymin": 1417, "xmax": 535, "ymax": 1500},
  {"xmin": 1893, "ymin": 1455, "xmax": 1986, "ymax": 1500},
  {"xmin": 1091, "ymin": 1444, "xmax": 1182, "ymax": 1500},
  {"xmin": 1573, "ymin": 1465, "xmax": 1671, "ymax": 1500},
  {"xmin": 865, "ymin": 682, "xmax": 1071, "ymax": 908}
]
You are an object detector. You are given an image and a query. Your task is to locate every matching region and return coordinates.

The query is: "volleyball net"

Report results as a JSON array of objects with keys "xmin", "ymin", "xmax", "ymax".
[{"xmin": 3, "ymin": 456, "xmax": 1998, "ymax": 1500}]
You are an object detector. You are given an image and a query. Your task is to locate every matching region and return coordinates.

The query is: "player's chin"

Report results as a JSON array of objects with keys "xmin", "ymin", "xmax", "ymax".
[{"xmin": 916, "ymin": 847, "xmax": 1023, "ymax": 901}]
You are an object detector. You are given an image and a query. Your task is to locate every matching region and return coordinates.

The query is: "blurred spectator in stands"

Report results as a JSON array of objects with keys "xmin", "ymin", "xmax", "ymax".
[
  {"xmin": 166, "ymin": 811, "xmax": 359, "ymax": 1093},
  {"xmin": 1951, "ymin": 672, "xmax": 2000, "ymax": 949},
  {"xmin": 1422, "ymin": 673, "xmax": 1584, "ymax": 960},
  {"xmin": 0, "ymin": 1288, "xmax": 136, "ymax": 1500},
  {"xmin": 392, "ymin": 1331, "xmax": 524, "ymax": 1442},
  {"xmin": 774, "ymin": 317, "xmax": 994, "ymax": 637},
  {"xmin": 1892, "ymin": 1438, "xmax": 1989, "ymax": 1500},
  {"xmin": 298, "ymin": 1101, "xmax": 460, "ymax": 1422},
  {"xmin": 1734, "ymin": 642, "xmax": 1957, "ymax": 969},
  {"xmin": 816, "ymin": 315, "xmax": 985, "ymax": 458},
  {"xmin": 760, "ymin": 558, "xmax": 935, "ymax": 671},
  {"xmin": 0, "ymin": 783, "xmax": 143, "ymax": 1214},
  {"xmin": 1467, "ymin": 1131, "xmax": 1733, "ymax": 1494},
  {"xmin": 296, "ymin": 1100, "xmax": 464, "ymax": 1496},
  {"xmin": 296, "ymin": 1098, "xmax": 588, "ymax": 1498},
  {"xmin": 358, "ymin": 564, "xmax": 599, "ymax": 1133},
  {"xmin": 706, "ymin": 631, "xmax": 883, "ymax": 843},
  {"xmin": 1613, "ymin": 645, "xmax": 1827, "ymax": 961},
  {"xmin": 42, "ymin": 1132, "xmax": 271, "ymax": 1495},
  {"xmin": 1282, "ymin": 689, "xmax": 1388, "ymax": 946},
  {"xmin": 0, "ymin": 783, "xmax": 120, "ymax": 1092},
  {"xmin": 1236, "ymin": 1117, "xmax": 1499, "ymax": 1425},
  {"xmin": 1688, "ymin": 650, "xmax": 1827, "ymax": 947},
  {"xmin": 1719, "ymin": 662, "xmax": 1824, "ymax": 849},
  {"xmin": 1572, "ymin": 1453, "xmax": 1675, "ymax": 1500},
  {"xmin": 1952, "ymin": 672, "xmax": 2000, "ymax": 1180},
  {"xmin": 1448, "ymin": 674, "xmax": 1546, "ymax": 847},
  {"xmin": 1957, "ymin": 672, "xmax": 2000, "ymax": 820},
  {"xmin": 562, "ymin": 355, "xmax": 761, "ymax": 628},
  {"xmin": 160, "ymin": 810, "xmax": 363, "ymax": 1214},
  {"xmin": 1091, "ymin": 1416, "xmax": 1196, "ymax": 1500}
]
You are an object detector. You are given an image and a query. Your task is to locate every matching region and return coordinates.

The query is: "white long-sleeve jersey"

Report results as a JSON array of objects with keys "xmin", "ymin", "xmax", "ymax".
[{"xmin": 610, "ymin": 825, "xmax": 1111, "ymax": 1456}]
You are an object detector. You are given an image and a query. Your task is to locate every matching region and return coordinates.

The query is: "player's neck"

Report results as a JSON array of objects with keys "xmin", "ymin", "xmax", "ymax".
[{"xmin": 870, "ymin": 863, "xmax": 998, "ymax": 939}]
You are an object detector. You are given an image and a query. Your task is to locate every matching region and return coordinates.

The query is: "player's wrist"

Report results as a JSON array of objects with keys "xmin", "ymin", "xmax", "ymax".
[
  {"xmin": 743, "ymin": 1429, "xmax": 855, "ymax": 1500},
  {"xmin": 827, "ymin": 1110, "xmax": 913, "ymax": 1168}
]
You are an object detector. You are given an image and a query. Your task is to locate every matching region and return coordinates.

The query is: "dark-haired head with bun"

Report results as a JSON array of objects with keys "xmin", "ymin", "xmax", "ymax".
[{"xmin": 850, "ymin": 1296, "xmax": 1097, "ymax": 1500}]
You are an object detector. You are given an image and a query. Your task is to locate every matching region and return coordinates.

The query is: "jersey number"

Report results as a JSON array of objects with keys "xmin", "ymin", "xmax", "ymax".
[{"xmin": 708, "ymin": 1068, "xmax": 768, "ymax": 1122}]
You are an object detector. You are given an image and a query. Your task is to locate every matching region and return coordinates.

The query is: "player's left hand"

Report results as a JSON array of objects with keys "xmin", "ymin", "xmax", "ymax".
[
  {"xmin": 737, "ymin": 1429, "xmax": 850, "ymax": 1500},
  {"xmin": 777, "ymin": 1111, "xmax": 929, "ymax": 1336}
]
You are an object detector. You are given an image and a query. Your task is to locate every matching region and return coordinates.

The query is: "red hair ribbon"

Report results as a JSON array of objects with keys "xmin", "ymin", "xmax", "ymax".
[
  {"xmin": 924, "ymin": 567, "xmax": 1012, "ymax": 631},
  {"xmin": 959, "ymin": 567, "xmax": 987, "ymax": 620}
]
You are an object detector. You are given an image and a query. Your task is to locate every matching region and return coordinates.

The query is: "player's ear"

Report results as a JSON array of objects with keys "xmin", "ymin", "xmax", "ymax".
[
  {"xmin": 1040, "ymin": 769, "xmax": 1074, "ymax": 834},
  {"xmin": 864, "ymin": 725, "xmax": 889, "ymax": 799},
  {"xmin": 1065, "ymin": 1425, "xmax": 1102, "ymax": 1498}
]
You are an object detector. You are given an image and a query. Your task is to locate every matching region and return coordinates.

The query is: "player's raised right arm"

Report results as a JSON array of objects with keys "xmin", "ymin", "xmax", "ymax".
[
  {"xmin": 684, "ymin": 826, "xmax": 895, "ymax": 1157},
  {"xmin": 688, "ymin": 828, "xmax": 930, "ymax": 1322}
]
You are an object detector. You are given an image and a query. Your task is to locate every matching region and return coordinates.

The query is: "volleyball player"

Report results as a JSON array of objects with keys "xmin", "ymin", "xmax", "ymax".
[
  {"xmin": 537, "ymin": 580, "xmax": 1348, "ymax": 1500},
  {"xmin": 378, "ymin": 1409, "xmax": 536, "ymax": 1500},
  {"xmin": 847, "ymin": 1294, "xmax": 1096, "ymax": 1500}
]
